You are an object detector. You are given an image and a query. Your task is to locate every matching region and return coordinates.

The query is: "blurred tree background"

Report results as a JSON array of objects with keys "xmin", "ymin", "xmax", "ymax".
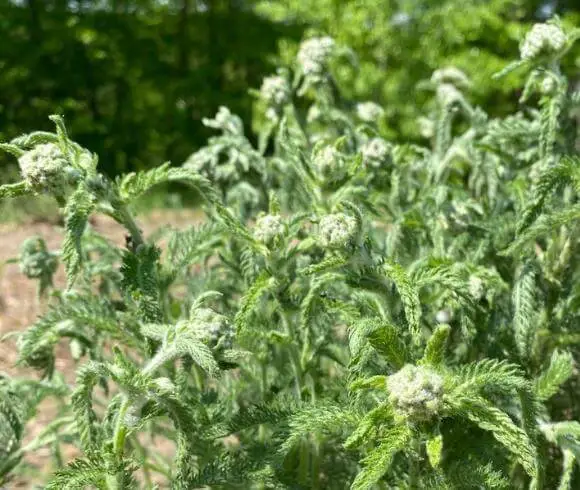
[{"xmin": 0, "ymin": 0, "xmax": 579, "ymax": 176}]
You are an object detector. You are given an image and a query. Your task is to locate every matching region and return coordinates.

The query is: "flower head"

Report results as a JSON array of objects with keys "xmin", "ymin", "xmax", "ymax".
[
  {"xmin": 312, "ymin": 145, "xmax": 347, "ymax": 182},
  {"xmin": 356, "ymin": 102, "xmax": 384, "ymax": 122},
  {"xmin": 361, "ymin": 138, "xmax": 391, "ymax": 167},
  {"xmin": 319, "ymin": 213, "xmax": 358, "ymax": 248},
  {"xmin": 260, "ymin": 75, "xmax": 291, "ymax": 107},
  {"xmin": 19, "ymin": 236, "xmax": 58, "ymax": 280},
  {"xmin": 520, "ymin": 23, "xmax": 567, "ymax": 61},
  {"xmin": 297, "ymin": 37, "xmax": 336, "ymax": 77},
  {"xmin": 469, "ymin": 275, "xmax": 485, "ymax": 301},
  {"xmin": 254, "ymin": 214, "xmax": 285, "ymax": 245},
  {"xmin": 191, "ymin": 308, "xmax": 234, "ymax": 350},
  {"xmin": 540, "ymin": 75, "xmax": 557, "ymax": 95},
  {"xmin": 387, "ymin": 365, "xmax": 444, "ymax": 421},
  {"xmin": 437, "ymin": 83, "xmax": 462, "ymax": 106},
  {"xmin": 18, "ymin": 143, "xmax": 73, "ymax": 195}
]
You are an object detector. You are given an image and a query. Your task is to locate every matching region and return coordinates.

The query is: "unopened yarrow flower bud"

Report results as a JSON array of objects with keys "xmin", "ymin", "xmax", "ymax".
[
  {"xmin": 319, "ymin": 213, "xmax": 358, "ymax": 248},
  {"xmin": 19, "ymin": 236, "xmax": 58, "ymax": 280},
  {"xmin": 386, "ymin": 365, "xmax": 444, "ymax": 421},
  {"xmin": 435, "ymin": 309, "xmax": 452, "ymax": 324},
  {"xmin": 260, "ymin": 75, "xmax": 291, "ymax": 107},
  {"xmin": 254, "ymin": 214, "xmax": 284, "ymax": 245},
  {"xmin": 361, "ymin": 138, "xmax": 391, "ymax": 167},
  {"xmin": 418, "ymin": 116, "xmax": 435, "ymax": 139},
  {"xmin": 540, "ymin": 75, "xmax": 557, "ymax": 95},
  {"xmin": 520, "ymin": 23, "xmax": 567, "ymax": 61},
  {"xmin": 297, "ymin": 36, "xmax": 335, "ymax": 76},
  {"xmin": 437, "ymin": 83, "xmax": 462, "ymax": 106},
  {"xmin": 312, "ymin": 145, "xmax": 347, "ymax": 182},
  {"xmin": 468, "ymin": 275, "xmax": 485, "ymax": 301},
  {"xmin": 18, "ymin": 143, "xmax": 74, "ymax": 194},
  {"xmin": 431, "ymin": 67, "xmax": 470, "ymax": 89},
  {"xmin": 307, "ymin": 105, "xmax": 323, "ymax": 123},
  {"xmin": 356, "ymin": 102, "xmax": 384, "ymax": 122},
  {"xmin": 191, "ymin": 307, "xmax": 234, "ymax": 350}
]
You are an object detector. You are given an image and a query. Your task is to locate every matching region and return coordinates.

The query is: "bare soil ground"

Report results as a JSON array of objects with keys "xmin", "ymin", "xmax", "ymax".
[{"xmin": 0, "ymin": 210, "xmax": 203, "ymax": 487}]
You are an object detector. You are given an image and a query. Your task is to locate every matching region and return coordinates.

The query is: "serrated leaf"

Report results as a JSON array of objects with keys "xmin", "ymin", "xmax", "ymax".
[
  {"xmin": 62, "ymin": 188, "xmax": 95, "ymax": 287},
  {"xmin": 426, "ymin": 433, "xmax": 443, "ymax": 468},
  {"xmin": 350, "ymin": 426, "xmax": 412, "ymax": 490},
  {"xmin": 536, "ymin": 350, "xmax": 574, "ymax": 401},
  {"xmin": 0, "ymin": 181, "xmax": 29, "ymax": 200},
  {"xmin": 383, "ymin": 261, "xmax": 421, "ymax": 342}
]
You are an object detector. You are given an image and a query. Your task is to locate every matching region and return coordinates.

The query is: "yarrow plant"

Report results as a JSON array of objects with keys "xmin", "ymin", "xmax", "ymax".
[{"xmin": 1, "ymin": 18, "xmax": 580, "ymax": 490}]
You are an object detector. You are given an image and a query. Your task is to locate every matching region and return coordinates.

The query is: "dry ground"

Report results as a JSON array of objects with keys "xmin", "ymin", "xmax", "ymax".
[{"xmin": 0, "ymin": 209, "xmax": 203, "ymax": 487}]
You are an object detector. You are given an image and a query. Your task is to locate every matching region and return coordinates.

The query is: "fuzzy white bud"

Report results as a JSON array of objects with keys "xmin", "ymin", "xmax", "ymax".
[
  {"xmin": 297, "ymin": 37, "xmax": 336, "ymax": 76},
  {"xmin": 437, "ymin": 83, "xmax": 462, "ymax": 106},
  {"xmin": 431, "ymin": 67, "xmax": 470, "ymax": 89},
  {"xmin": 319, "ymin": 213, "xmax": 358, "ymax": 248},
  {"xmin": 202, "ymin": 106, "xmax": 243, "ymax": 134},
  {"xmin": 18, "ymin": 143, "xmax": 71, "ymax": 194},
  {"xmin": 361, "ymin": 138, "xmax": 391, "ymax": 167},
  {"xmin": 191, "ymin": 308, "xmax": 234, "ymax": 349},
  {"xmin": 386, "ymin": 365, "xmax": 444, "ymax": 421},
  {"xmin": 418, "ymin": 116, "xmax": 435, "ymax": 139},
  {"xmin": 469, "ymin": 275, "xmax": 485, "ymax": 301},
  {"xmin": 540, "ymin": 76, "xmax": 557, "ymax": 95},
  {"xmin": 520, "ymin": 23, "xmax": 567, "ymax": 61},
  {"xmin": 356, "ymin": 102, "xmax": 384, "ymax": 122},
  {"xmin": 19, "ymin": 236, "xmax": 58, "ymax": 280},
  {"xmin": 312, "ymin": 145, "xmax": 347, "ymax": 182},
  {"xmin": 260, "ymin": 75, "xmax": 291, "ymax": 106},
  {"xmin": 307, "ymin": 105, "xmax": 323, "ymax": 123},
  {"xmin": 435, "ymin": 309, "xmax": 452, "ymax": 324},
  {"xmin": 254, "ymin": 214, "xmax": 284, "ymax": 245}
]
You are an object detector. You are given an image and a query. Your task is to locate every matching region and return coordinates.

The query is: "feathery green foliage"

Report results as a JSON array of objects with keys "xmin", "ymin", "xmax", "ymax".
[{"xmin": 1, "ymin": 17, "xmax": 580, "ymax": 490}]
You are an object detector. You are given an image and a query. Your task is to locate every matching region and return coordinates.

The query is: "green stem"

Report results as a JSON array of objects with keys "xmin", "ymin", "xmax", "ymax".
[
  {"xmin": 106, "ymin": 397, "xmax": 132, "ymax": 490},
  {"xmin": 116, "ymin": 202, "xmax": 145, "ymax": 250}
]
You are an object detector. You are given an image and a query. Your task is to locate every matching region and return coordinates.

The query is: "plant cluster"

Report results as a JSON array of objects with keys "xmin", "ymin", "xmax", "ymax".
[{"xmin": 1, "ymin": 18, "xmax": 580, "ymax": 490}]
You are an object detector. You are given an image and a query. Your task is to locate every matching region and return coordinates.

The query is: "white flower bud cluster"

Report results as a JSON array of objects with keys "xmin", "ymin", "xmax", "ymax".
[
  {"xmin": 191, "ymin": 308, "xmax": 234, "ymax": 350},
  {"xmin": 19, "ymin": 236, "xmax": 58, "ymax": 280},
  {"xmin": 361, "ymin": 138, "xmax": 391, "ymax": 167},
  {"xmin": 386, "ymin": 365, "xmax": 444, "ymax": 421},
  {"xmin": 319, "ymin": 213, "xmax": 358, "ymax": 248},
  {"xmin": 307, "ymin": 105, "xmax": 323, "ymax": 123},
  {"xmin": 18, "ymin": 143, "xmax": 74, "ymax": 194},
  {"xmin": 431, "ymin": 67, "xmax": 470, "ymax": 89},
  {"xmin": 297, "ymin": 37, "xmax": 336, "ymax": 77},
  {"xmin": 520, "ymin": 23, "xmax": 567, "ymax": 61},
  {"xmin": 260, "ymin": 75, "xmax": 291, "ymax": 107},
  {"xmin": 437, "ymin": 83, "xmax": 462, "ymax": 106},
  {"xmin": 356, "ymin": 102, "xmax": 384, "ymax": 122},
  {"xmin": 254, "ymin": 214, "xmax": 285, "ymax": 245},
  {"xmin": 202, "ymin": 106, "xmax": 243, "ymax": 134},
  {"xmin": 418, "ymin": 116, "xmax": 435, "ymax": 139},
  {"xmin": 312, "ymin": 145, "xmax": 347, "ymax": 182},
  {"xmin": 469, "ymin": 275, "xmax": 485, "ymax": 301},
  {"xmin": 435, "ymin": 309, "xmax": 452, "ymax": 324},
  {"xmin": 540, "ymin": 76, "xmax": 557, "ymax": 95}
]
